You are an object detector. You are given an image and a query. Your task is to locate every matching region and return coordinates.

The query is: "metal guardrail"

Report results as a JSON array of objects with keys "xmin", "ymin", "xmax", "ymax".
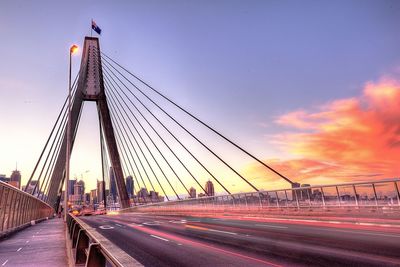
[
  {"xmin": 121, "ymin": 178, "xmax": 400, "ymax": 213},
  {"xmin": 0, "ymin": 181, "xmax": 53, "ymax": 237},
  {"xmin": 66, "ymin": 214, "xmax": 142, "ymax": 267}
]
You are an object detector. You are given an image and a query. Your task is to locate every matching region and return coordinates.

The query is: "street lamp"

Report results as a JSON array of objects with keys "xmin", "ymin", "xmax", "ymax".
[{"xmin": 64, "ymin": 44, "xmax": 78, "ymax": 221}]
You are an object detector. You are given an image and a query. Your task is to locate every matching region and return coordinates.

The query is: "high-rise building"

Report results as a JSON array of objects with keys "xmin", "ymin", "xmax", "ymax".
[
  {"xmin": 97, "ymin": 180, "xmax": 105, "ymax": 203},
  {"xmin": 126, "ymin": 176, "xmax": 134, "ymax": 198},
  {"xmin": 90, "ymin": 189, "xmax": 97, "ymax": 205},
  {"xmin": 77, "ymin": 180, "xmax": 85, "ymax": 195},
  {"xmin": 109, "ymin": 167, "xmax": 117, "ymax": 200},
  {"xmin": 189, "ymin": 187, "xmax": 196, "ymax": 198},
  {"xmin": 205, "ymin": 180, "xmax": 214, "ymax": 196},
  {"xmin": 68, "ymin": 179, "xmax": 76, "ymax": 197},
  {"xmin": 10, "ymin": 169, "xmax": 21, "ymax": 189}
]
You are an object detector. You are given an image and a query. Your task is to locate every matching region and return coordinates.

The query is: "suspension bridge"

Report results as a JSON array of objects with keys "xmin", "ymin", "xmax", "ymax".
[{"xmin": 1, "ymin": 36, "xmax": 400, "ymax": 267}]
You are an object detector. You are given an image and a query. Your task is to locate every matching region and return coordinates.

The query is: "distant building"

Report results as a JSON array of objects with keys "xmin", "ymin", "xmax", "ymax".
[
  {"xmin": 135, "ymin": 188, "xmax": 164, "ymax": 203},
  {"xmin": 137, "ymin": 187, "xmax": 148, "ymax": 198},
  {"xmin": 68, "ymin": 179, "xmax": 76, "ymax": 196},
  {"xmin": 126, "ymin": 176, "xmax": 134, "ymax": 198},
  {"xmin": 90, "ymin": 189, "xmax": 97, "ymax": 205},
  {"xmin": 84, "ymin": 193, "xmax": 90, "ymax": 203},
  {"xmin": 109, "ymin": 167, "xmax": 117, "ymax": 201},
  {"xmin": 291, "ymin": 182, "xmax": 301, "ymax": 200},
  {"xmin": 300, "ymin": 184, "xmax": 312, "ymax": 200},
  {"xmin": 97, "ymin": 180, "xmax": 105, "ymax": 203},
  {"xmin": 0, "ymin": 174, "xmax": 9, "ymax": 183},
  {"xmin": 205, "ymin": 180, "xmax": 214, "ymax": 196},
  {"xmin": 1, "ymin": 174, "xmax": 20, "ymax": 190},
  {"xmin": 25, "ymin": 180, "xmax": 39, "ymax": 195},
  {"xmin": 8, "ymin": 181, "xmax": 20, "ymax": 189},
  {"xmin": 10, "ymin": 169, "xmax": 21, "ymax": 189},
  {"xmin": 189, "ymin": 187, "xmax": 196, "ymax": 198},
  {"xmin": 77, "ymin": 180, "xmax": 85, "ymax": 195},
  {"xmin": 70, "ymin": 180, "xmax": 84, "ymax": 205}
]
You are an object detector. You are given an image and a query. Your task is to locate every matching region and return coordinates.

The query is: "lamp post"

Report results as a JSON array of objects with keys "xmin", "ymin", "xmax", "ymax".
[{"xmin": 65, "ymin": 44, "xmax": 78, "ymax": 221}]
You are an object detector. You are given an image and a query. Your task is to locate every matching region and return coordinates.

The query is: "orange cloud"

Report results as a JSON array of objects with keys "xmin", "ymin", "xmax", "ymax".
[{"xmin": 247, "ymin": 77, "xmax": 400, "ymax": 188}]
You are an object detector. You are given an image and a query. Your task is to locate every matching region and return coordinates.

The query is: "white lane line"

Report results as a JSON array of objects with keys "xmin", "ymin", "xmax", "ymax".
[
  {"xmin": 17, "ymin": 247, "xmax": 22, "ymax": 252},
  {"xmin": 209, "ymin": 229, "xmax": 237, "ymax": 235},
  {"xmin": 143, "ymin": 222, "xmax": 161, "ymax": 226},
  {"xmin": 2, "ymin": 259, "xmax": 9, "ymax": 266},
  {"xmin": 150, "ymin": 235, "xmax": 169, "ymax": 242},
  {"xmin": 255, "ymin": 224, "xmax": 288, "ymax": 229},
  {"xmin": 115, "ymin": 223, "xmax": 122, "ymax": 227}
]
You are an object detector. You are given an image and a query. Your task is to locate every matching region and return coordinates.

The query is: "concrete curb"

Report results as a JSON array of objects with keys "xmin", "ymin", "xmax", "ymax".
[{"xmin": 64, "ymin": 222, "xmax": 75, "ymax": 267}]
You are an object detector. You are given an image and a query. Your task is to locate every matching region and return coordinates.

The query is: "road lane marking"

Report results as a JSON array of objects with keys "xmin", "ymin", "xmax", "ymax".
[
  {"xmin": 2, "ymin": 260, "xmax": 8, "ymax": 266},
  {"xmin": 186, "ymin": 224, "xmax": 238, "ymax": 235},
  {"xmin": 115, "ymin": 223, "xmax": 122, "ymax": 227},
  {"xmin": 130, "ymin": 223, "xmax": 143, "ymax": 227},
  {"xmin": 150, "ymin": 234, "xmax": 169, "ymax": 242},
  {"xmin": 17, "ymin": 247, "xmax": 22, "ymax": 252},
  {"xmin": 255, "ymin": 224, "xmax": 288, "ymax": 229},
  {"xmin": 143, "ymin": 222, "xmax": 162, "ymax": 226},
  {"xmin": 209, "ymin": 229, "xmax": 238, "ymax": 235},
  {"xmin": 135, "ymin": 223, "xmax": 282, "ymax": 267},
  {"xmin": 99, "ymin": 225, "xmax": 114, "ymax": 230}
]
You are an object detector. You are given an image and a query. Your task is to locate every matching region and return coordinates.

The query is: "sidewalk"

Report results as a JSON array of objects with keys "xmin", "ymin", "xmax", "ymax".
[{"xmin": 0, "ymin": 217, "xmax": 68, "ymax": 267}]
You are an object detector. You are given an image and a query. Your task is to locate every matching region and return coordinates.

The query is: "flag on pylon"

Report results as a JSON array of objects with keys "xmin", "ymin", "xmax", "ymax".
[{"xmin": 91, "ymin": 20, "xmax": 102, "ymax": 35}]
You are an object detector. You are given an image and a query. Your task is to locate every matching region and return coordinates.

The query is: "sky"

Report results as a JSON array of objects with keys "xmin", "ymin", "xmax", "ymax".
[{"xmin": 0, "ymin": 0, "xmax": 399, "ymax": 195}]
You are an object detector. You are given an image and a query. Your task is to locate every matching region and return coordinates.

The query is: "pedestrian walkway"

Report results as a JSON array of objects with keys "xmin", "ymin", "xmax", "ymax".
[{"xmin": 0, "ymin": 217, "xmax": 68, "ymax": 267}]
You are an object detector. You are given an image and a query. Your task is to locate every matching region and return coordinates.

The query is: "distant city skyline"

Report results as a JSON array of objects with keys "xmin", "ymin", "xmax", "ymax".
[{"xmin": 0, "ymin": 1, "xmax": 399, "ymax": 196}]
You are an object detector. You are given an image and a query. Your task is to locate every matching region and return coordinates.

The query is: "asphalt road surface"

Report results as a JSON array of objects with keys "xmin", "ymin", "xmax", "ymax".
[{"xmin": 80, "ymin": 213, "xmax": 400, "ymax": 267}]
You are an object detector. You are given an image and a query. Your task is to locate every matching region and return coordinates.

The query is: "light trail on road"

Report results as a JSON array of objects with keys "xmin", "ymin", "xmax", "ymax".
[{"xmin": 80, "ymin": 213, "xmax": 400, "ymax": 266}]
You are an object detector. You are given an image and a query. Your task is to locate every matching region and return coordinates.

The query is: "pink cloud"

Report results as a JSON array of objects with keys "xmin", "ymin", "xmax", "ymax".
[{"xmin": 246, "ymin": 77, "xmax": 400, "ymax": 188}]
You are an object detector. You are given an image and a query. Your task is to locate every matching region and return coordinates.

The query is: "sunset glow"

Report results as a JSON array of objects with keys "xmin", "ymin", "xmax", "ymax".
[{"xmin": 245, "ymin": 78, "xmax": 400, "ymax": 189}]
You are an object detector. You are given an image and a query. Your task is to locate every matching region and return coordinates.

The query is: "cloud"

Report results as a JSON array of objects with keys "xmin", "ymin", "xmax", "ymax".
[{"xmin": 246, "ymin": 77, "xmax": 400, "ymax": 188}]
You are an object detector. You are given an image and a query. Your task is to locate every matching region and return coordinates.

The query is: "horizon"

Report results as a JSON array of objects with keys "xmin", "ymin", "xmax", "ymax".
[{"xmin": 1, "ymin": 1, "xmax": 399, "ymax": 196}]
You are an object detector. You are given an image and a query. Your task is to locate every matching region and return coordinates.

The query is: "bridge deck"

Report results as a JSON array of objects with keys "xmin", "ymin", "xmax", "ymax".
[{"xmin": 0, "ymin": 217, "xmax": 68, "ymax": 267}]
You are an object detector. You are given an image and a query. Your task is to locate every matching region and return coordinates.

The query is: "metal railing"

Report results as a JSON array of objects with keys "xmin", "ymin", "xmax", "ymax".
[
  {"xmin": 121, "ymin": 178, "xmax": 400, "ymax": 214},
  {"xmin": 0, "ymin": 181, "xmax": 53, "ymax": 236},
  {"xmin": 66, "ymin": 214, "xmax": 142, "ymax": 266}
]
